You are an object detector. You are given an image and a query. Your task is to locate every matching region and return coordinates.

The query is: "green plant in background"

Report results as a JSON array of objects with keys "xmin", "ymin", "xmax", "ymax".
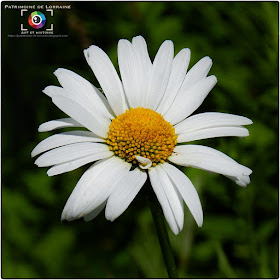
[{"xmin": 2, "ymin": 1, "xmax": 278, "ymax": 278}]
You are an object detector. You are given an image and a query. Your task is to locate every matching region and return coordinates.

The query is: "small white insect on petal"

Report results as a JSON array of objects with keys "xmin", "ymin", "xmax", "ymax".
[{"xmin": 135, "ymin": 155, "xmax": 152, "ymax": 169}]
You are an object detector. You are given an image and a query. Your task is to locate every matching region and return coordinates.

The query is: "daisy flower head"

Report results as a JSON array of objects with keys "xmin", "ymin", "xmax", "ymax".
[{"xmin": 32, "ymin": 36, "xmax": 252, "ymax": 235}]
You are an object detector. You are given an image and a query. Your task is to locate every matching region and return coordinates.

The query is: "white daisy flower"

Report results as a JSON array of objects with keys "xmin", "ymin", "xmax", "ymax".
[{"xmin": 32, "ymin": 36, "xmax": 252, "ymax": 235}]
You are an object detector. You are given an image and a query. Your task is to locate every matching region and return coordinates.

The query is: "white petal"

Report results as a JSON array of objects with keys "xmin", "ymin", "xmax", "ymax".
[
  {"xmin": 161, "ymin": 163, "xmax": 203, "ymax": 227},
  {"xmin": 94, "ymin": 87, "xmax": 116, "ymax": 118},
  {"xmin": 51, "ymin": 95, "xmax": 110, "ymax": 138},
  {"xmin": 226, "ymin": 175, "xmax": 251, "ymax": 187},
  {"xmin": 84, "ymin": 45, "xmax": 128, "ymax": 116},
  {"xmin": 146, "ymin": 40, "xmax": 174, "ymax": 110},
  {"xmin": 156, "ymin": 48, "xmax": 191, "ymax": 115},
  {"xmin": 44, "ymin": 70, "xmax": 113, "ymax": 136},
  {"xmin": 175, "ymin": 112, "xmax": 253, "ymax": 134},
  {"xmin": 47, "ymin": 152, "xmax": 114, "ymax": 176},
  {"xmin": 164, "ymin": 76, "xmax": 217, "ymax": 125},
  {"xmin": 38, "ymin": 118, "xmax": 82, "ymax": 132},
  {"xmin": 43, "ymin": 85, "xmax": 64, "ymax": 97},
  {"xmin": 148, "ymin": 167, "xmax": 180, "ymax": 235},
  {"xmin": 132, "ymin": 35, "xmax": 152, "ymax": 107},
  {"xmin": 177, "ymin": 126, "xmax": 249, "ymax": 143},
  {"xmin": 31, "ymin": 130, "xmax": 105, "ymax": 158},
  {"xmin": 169, "ymin": 145, "xmax": 252, "ymax": 186},
  {"xmin": 156, "ymin": 165, "xmax": 184, "ymax": 231},
  {"xmin": 135, "ymin": 155, "xmax": 152, "ymax": 169},
  {"xmin": 118, "ymin": 39, "xmax": 142, "ymax": 108},
  {"xmin": 105, "ymin": 168, "xmax": 147, "ymax": 221},
  {"xmin": 180, "ymin": 56, "xmax": 213, "ymax": 92},
  {"xmin": 83, "ymin": 200, "xmax": 107, "ymax": 222},
  {"xmin": 50, "ymin": 69, "xmax": 114, "ymax": 119},
  {"xmin": 35, "ymin": 142, "xmax": 110, "ymax": 167},
  {"xmin": 61, "ymin": 157, "xmax": 131, "ymax": 221}
]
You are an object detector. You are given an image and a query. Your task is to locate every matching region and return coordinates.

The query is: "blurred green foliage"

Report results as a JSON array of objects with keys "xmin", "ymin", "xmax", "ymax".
[{"xmin": 2, "ymin": 1, "xmax": 278, "ymax": 278}]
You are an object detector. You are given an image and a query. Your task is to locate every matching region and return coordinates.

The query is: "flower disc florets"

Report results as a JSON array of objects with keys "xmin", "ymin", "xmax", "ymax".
[{"xmin": 106, "ymin": 107, "xmax": 177, "ymax": 167}]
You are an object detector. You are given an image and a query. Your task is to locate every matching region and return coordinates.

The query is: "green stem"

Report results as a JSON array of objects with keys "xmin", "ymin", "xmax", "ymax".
[{"xmin": 144, "ymin": 180, "xmax": 179, "ymax": 278}]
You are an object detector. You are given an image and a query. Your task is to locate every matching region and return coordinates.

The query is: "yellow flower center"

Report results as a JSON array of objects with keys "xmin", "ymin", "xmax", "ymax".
[{"xmin": 106, "ymin": 107, "xmax": 177, "ymax": 167}]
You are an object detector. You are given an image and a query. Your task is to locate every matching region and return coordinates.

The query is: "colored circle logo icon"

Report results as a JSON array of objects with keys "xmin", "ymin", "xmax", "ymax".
[{"xmin": 28, "ymin": 11, "xmax": 46, "ymax": 29}]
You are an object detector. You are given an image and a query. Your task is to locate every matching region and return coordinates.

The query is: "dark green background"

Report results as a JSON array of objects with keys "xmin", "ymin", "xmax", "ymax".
[{"xmin": 2, "ymin": 1, "xmax": 278, "ymax": 278}]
